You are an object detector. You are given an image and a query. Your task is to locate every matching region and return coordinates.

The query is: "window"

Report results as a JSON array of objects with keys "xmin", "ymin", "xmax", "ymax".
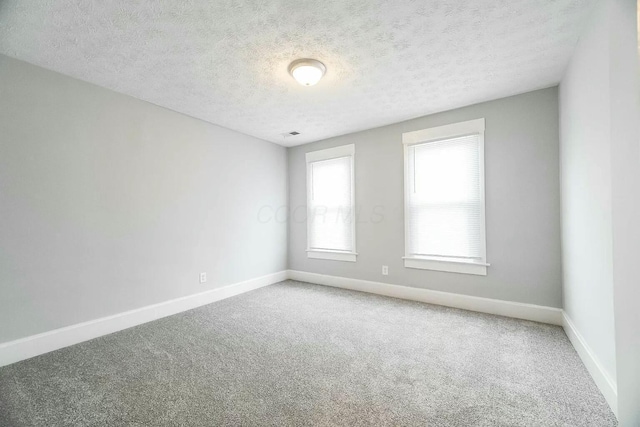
[
  {"xmin": 306, "ymin": 144, "xmax": 356, "ymax": 262},
  {"xmin": 403, "ymin": 119, "xmax": 488, "ymax": 275}
]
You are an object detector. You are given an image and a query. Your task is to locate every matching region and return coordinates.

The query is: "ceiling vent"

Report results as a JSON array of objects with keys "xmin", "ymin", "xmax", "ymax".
[{"xmin": 281, "ymin": 131, "xmax": 301, "ymax": 138}]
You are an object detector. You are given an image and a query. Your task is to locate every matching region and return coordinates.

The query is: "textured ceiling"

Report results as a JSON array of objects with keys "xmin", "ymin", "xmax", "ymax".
[{"xmin": 0, "ymin": 0, "xmax": 595, "ymax": 146}]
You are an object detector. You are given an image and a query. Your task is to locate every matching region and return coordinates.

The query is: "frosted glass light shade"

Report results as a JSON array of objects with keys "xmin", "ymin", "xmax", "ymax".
[{"xmin": 288, "ymin": 59, "xmax": 326, "ymax": 86}]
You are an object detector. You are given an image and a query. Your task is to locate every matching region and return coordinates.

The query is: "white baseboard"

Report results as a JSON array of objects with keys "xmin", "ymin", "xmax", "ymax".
[
  {"xmin": 286, "ymin": 270, "xmax": 563, "ymax": 325},
  {"xmin": 0, "ymin": 270, "xmax": 287, "ymax": 368},
  {"xmin": 562, "ymin": 312, "xmax": 618, "ymax": 416}
]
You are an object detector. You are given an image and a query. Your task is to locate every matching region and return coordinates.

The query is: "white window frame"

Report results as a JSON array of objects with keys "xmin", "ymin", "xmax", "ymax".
[
  {"xmin": 306, "ymin": 144, "xmax": 357, "ymax": 262},
  {"xmin": 402, "ymin": 118, "xmax": 489, "ymax": 276}
]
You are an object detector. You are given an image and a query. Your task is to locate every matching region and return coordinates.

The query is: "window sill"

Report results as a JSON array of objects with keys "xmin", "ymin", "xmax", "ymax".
[
  {"xmin": 308, "ymin": 250, "xmax": 357, "ymax": 262},
  {"xmin": 403, "ymin": 256, "xmax": 489, "ymax": 276}
]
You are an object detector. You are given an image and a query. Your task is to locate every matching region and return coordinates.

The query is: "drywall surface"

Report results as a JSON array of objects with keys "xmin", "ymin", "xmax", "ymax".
[
  {"xmin": 608, "ymin": 0, "xmax": 640, "ymax": 424},
  {"xmin": 559, "ymin": 0, "xmax": 618, "ymax": 394},
  {"xmin": 560, "ymin": 1, "xmax": 640, "ymax": 422},
  {"xmin": 288, "ymin": 87, "xmax": 562, "ymax": 308},
  {"xmin": 0, "ymin": 55, "xmax": 287, "ymax": 343}
]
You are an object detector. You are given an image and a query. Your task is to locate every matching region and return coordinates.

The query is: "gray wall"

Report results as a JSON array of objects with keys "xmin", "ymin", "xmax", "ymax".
[
  {"xmin": 0, "ymin": 55, "xmax": 287, "ymax": 343},
  {"xmin": 560, "ymin": 1, "xmax": 640, "ymax": 423},
  {"xmin": 609, "ymin": 0, "xmax": 640, "ymax": 423},
  {"xmin": 559, "ymin": 0, "xmax": 617, "ymax": 391},
  {"xmin": 288, "ymin": 87, "xmax": 562, "ymax": 308}
]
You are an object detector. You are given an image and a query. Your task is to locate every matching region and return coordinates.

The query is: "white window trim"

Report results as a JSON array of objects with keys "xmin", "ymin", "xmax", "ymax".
[
  {"xmin": 306, "ymin": 144, "xmax": 357, "ymax": 263},
  {"xmin": 307, "ymin": 249, "xmax": 358, "ymax": 262},
  {"xmin": 402, "ymin": 118, "xmax": 489, "ymax": 276}
]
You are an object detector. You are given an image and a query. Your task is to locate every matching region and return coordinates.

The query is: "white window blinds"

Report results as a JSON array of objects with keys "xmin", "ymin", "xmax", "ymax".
[
  {"xmin": 306, "ymin": 145, "xmax": 356, "ymax": 261},
  {"xmin": 403, "ymin": 119, "xmax": 487, "ymax": 274},
  {"xmin": 407, "ymin": 134, "xmax": 482, "ymax": 259}
]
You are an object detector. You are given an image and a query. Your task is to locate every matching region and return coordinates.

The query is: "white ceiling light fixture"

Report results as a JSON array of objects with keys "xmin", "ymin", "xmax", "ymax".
[{"xmin": 288, "ymin": 58, "xmax": 326, "ymax": 86}]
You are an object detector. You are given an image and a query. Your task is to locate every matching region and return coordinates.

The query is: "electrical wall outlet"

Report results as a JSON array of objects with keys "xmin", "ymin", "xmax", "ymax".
[
  {"xmin": 382, "ymin": 265, "xmax": 389, "ymax": 276},
  {"xmin": 199, "ymin": 272, "xmax": 207, "ymax": 283}
]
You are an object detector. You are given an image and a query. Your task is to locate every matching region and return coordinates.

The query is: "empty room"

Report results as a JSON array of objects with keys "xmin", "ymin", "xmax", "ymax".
[{"xmin": 1, "ymin": 0, "xmax": 639, "ymax": 425}]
